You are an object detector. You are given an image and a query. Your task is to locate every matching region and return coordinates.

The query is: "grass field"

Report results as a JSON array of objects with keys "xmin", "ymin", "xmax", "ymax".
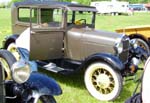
[{"xmin": 0, "ymin": 8, "xmax": 150, "ymax": 103}]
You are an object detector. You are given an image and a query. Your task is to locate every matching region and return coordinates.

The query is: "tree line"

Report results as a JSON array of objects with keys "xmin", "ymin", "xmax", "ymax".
[
  {"xmin": 0, "ymin": 0, "xmax": 150, "ymax": 8},
  {"xmin": 12, "ymin": 0, "xmax": 150, "ymax": 5},
  {"xmin": 72, "ymin": 0, "xmax": 150, "ymax": 5}
]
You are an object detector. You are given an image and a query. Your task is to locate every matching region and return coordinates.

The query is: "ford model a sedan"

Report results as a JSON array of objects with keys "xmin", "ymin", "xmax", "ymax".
[{"xmin": 2, "ymin": 0, "xmax": 148, "ymax": 101}]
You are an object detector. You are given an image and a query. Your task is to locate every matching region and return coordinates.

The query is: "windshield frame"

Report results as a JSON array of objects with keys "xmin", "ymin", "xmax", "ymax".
[{"xmin": 67, "ymin": 10, "xmax": 96, "ymax": 28}]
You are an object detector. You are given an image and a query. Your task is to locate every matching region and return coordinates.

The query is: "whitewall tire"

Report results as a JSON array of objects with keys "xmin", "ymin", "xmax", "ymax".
[{"xmin": 84, "ymin": 62, "xmax": 122, "ymax": 101}]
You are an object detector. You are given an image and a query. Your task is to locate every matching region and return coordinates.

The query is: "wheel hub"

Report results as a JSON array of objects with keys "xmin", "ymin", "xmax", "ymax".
[
  {"xmin": 97, "ymin": 74, "xmax": 110, "ymax": 88},
  {"xmin": 92, "ymin": 69, "xmax": 115, "ymax": 94}
]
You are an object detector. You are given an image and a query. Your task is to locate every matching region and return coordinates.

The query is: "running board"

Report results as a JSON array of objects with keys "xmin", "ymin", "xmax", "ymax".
[{"xmin": 37, "ymin": 61, "xmax": 74, "ymax": 75}]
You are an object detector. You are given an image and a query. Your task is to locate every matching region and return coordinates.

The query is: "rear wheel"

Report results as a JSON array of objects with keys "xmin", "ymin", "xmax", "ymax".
[
  {"xmin": 0, "ymin": 50, "xmax": 16, "ymax": 80},
  {"xmin": 130, "ymin": 37, "xmax": 150, "ymax": 54},
  {"xmin": 84, "ymin": 62, "xmax": 122, "ymax": 101}
]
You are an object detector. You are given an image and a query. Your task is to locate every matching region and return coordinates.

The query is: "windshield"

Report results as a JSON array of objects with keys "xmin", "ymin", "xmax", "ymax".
[{"xmin": 67, "ymin": 10, "xmax": 96, "ymax": 28}]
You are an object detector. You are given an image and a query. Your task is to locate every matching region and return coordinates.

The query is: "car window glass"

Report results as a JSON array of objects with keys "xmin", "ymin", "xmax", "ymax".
[
  {"xmin": 67, "ymin": 11, "xmax": 93, "ymax": 25},
  {"xmin": 39, "ymin": 8, "xmax": 63, "ymax": 28},
  {"xmin": 67, "ymin": 11, "xmax": 73, "ymax": 24},
  {"xmin": 18, "ymin": 8, "xmax": 37, "ymax": 23},
  {"xmin": 75, "ymin": 11, "xmax": 92, "ymax": 24}
]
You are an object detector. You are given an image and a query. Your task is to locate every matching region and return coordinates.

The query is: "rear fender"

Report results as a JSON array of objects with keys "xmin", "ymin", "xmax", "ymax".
[
  {"xmin": 83, "ymin": 53, "xmax": 125, "ymax": 71},
  {"xmin": 3, "ymin": 34, "xmax": 19, "ymax": 49},
  {"xmin": 27, "ymin": 72, "xmax": 62, "ymax": 96}
]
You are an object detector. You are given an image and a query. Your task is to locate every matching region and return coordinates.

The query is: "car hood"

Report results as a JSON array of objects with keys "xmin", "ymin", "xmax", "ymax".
[{"xmin": 68, "ymin": 27, "xmax": 124, "ymax": 45}]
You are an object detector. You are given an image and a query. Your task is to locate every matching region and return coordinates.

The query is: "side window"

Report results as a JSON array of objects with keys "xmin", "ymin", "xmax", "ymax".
[
  {"xmin": 67, "ymin": 11, "xmax": 73, "ymax": 24},
  {"xmin": 40, "ymin": 8, "xmax": 63, "ymax": 28},
  {"xmin": 18, "ymin": 7, "xmax": 37, "ymax": 23}
]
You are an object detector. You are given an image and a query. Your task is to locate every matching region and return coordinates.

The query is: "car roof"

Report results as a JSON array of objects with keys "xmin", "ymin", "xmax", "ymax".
[{"xmin": 13, "ymin": 0, "xmax": 97, "ymax": 12}]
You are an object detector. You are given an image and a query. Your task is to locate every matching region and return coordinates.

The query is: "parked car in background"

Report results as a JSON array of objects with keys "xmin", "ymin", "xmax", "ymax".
[
  {"xmin": 116, "ymin": 25, "xmax": 150, "ymax": 54},
  {"xmin": 145, "ymin": 3, "xmax": 150, "ymax": 11},
  {"xmin": 1, "ymin": 0, "xmax": 148, "ymax": 101},
  {"xmin": 90, "ymin": 1, "xmax": 133, "ymax": 15},
  {"xmin": 129, "ymin": 4, "xmax": 148, "ymax": 11}
]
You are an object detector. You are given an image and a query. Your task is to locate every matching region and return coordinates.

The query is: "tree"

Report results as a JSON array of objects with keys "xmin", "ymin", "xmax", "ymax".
[
  {"xmin": 0, "ymin": 3, "xmax": 5, "ymax": 8},
  {"xmin": 11, "ymin": 0, "xmax": 24, "ymax": 2}
]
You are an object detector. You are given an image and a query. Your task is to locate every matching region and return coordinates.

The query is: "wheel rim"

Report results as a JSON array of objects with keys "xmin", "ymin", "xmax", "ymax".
[
  {"xmin": 7, "ymin": 43, "xmax": 20, "ymax": 61},
  {"xmin": 92, "ymin": 68, "xmax": 114, "ymax": 95},
  {"xmin": 131, "ymin": 38, "xmax": 150, "ymax": 54},
  {"xmin": 0, "ymin": 57, "xmax": 11, "ymax": 80},
  {"xmin": 84, "ymin": 62, "xmax": 121, "ymax": 101},
  {"xmin": 37, "ymin": 100, "xmax": 42, "ymax": 103}
]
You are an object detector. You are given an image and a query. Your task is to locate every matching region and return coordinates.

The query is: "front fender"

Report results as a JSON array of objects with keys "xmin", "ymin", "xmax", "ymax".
[
  {"xmin": 83, "ymin": 53, "xmax": 125, "ymax": 71},
  {"xmin": 27, "ymin": 72, "xmax": 62, "ymax": 96}
]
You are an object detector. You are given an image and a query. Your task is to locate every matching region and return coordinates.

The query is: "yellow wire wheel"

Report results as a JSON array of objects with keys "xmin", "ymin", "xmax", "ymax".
[
  {"xmin": 84, "ymin": 62, "xmax": 122, "ymax": 101},
  {"xmin": 0, "ymin": 50, "xmax": 16, "ymax": 80},
  {"xmin": 0, "ymin": 57, "xmax": 11, "ymax": 80},
  {"xmin": 7, "ymin": 43, "xmax": 21, "ymax": 61}
]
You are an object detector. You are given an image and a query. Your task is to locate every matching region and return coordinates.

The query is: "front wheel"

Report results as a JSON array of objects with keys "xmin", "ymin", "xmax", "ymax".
[
  {"xmin": 27, "ymin": 95, "xmax": 56, "ymax": 103},
  {"xmin": 84, "ymin": 62, "xmax": 122, "ymax": 101},
  {"xmin": 0, "ymin": 50, "xmax": 16, "ymax": 80}
]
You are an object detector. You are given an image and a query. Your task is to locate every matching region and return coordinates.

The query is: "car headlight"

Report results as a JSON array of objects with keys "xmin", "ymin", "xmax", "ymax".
[
  {"xmin": 12, "ymin": 60, "xmax": 31, "ymax": 84},
  {"xmin": 115, "ymin": 42, "xmax": 123, "ymax": 54},
  {"xmin": 130, "ymin": 39, "xmax": 138, "ymax": 49}
]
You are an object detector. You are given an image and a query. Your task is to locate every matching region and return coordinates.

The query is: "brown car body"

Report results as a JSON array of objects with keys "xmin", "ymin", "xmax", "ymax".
[
  {"xmin": 8, "ymin": 1, "xmax": 129, "ymax": 62},
  {"xmin": 2, "ymin": 0, "xmax": 146, "ymax": 101}
]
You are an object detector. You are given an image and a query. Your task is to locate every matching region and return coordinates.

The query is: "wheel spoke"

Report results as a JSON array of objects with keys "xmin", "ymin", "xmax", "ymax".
[
  {"xmin": 91, "ymin": 68, "xmax": 115, "ymax": 95},
  {"xmin": 85, "ymin": 62, "xmax": 123, "ymax": 101}
]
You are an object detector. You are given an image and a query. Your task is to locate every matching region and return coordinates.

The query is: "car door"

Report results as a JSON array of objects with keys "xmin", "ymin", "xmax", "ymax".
[{"xmin": 30, "ymin": 8, "xmax": 64, "ymax": 60}]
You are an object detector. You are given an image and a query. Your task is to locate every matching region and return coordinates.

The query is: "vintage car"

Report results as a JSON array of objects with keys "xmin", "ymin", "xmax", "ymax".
[
  {"xmin": 0, "ymin": 50, "xmax": 62, "ymax": 103},
  {"xmin": 1, "ymin": 0, "xmax": 148, "ymax": 101},
  {"xmin": 116, "ymin": 25, "xmax": 150, "ymax": 54}
]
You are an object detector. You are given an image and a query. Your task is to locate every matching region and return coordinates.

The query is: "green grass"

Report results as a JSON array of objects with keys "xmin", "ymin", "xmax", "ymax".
[
  {"xmin": 0, "ymin": 8, "xmax": 11, "ymax": 47},
  {"xmin": 95, "ymin": 12, "xmax": 150, "ymax": 31},
  {"xmin": 0, "ymin": 8, "xmax": 149, "ymax": 103}
]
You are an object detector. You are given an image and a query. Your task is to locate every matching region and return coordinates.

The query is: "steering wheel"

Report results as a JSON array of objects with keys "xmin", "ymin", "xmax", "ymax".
[{"xmin": 75, "ymin": 19, "xmax": 86, "ymax": 25}]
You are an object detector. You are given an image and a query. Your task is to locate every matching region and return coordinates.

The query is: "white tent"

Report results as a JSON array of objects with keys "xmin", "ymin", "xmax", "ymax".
[{"xmin": 0, "ymin": 0, "xmax": 11, "ymax": 4}]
